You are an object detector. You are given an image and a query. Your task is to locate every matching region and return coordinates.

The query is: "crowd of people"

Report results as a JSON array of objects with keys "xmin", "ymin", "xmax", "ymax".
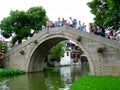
[
  {"xmin": 45, "ymin": 17, "xmax": 87, "ymax": 31},
  {"xmin": 6, "ymin": 16, "xmax": 120, "ymax": 49},
  {"xmin": 89, "ymin": 24, "xmax": 120, "ymax": 42},
  {"xmin": 45, "ymin": 17, "xmax": 120, "ymax": 42},
  {"xmin": 1, "ymin": 16, "xmax": 119, "ymax": 52}
]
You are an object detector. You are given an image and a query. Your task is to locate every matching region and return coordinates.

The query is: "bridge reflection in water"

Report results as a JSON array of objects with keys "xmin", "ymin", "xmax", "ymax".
[{"xmin": 0, "ymin": 63, "xmax": 89, "ymax": 90}]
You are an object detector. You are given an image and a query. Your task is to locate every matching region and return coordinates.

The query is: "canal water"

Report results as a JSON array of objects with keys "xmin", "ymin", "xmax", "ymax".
[{"xmin": 0, "ymin": 63, "xmax": 89, "ymax": 90}]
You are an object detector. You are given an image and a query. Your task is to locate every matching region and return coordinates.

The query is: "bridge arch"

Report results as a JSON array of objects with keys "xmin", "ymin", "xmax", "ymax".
[
  {"xmin": 4, "ymin": 26, "xmax": 120, "ymax": 76},
  {"xmin": 27, "ymin": 28, "xmax": 95, "ymax": 75}
]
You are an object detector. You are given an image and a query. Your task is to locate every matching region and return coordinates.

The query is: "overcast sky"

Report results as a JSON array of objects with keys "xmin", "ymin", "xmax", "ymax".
[{"xmin": 0, "ymin": 0, "xmax": 95, "ymax": 29}]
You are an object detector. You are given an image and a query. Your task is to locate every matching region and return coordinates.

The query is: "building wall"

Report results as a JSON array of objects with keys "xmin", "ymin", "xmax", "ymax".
[{"xmin": 60, "ymin": 51, "xmax": 71, "ymax": 66}]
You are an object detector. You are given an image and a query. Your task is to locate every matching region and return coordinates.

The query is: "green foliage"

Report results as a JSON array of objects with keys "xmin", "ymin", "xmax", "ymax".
[
  {"xmin": 11, "ymin": 36, "xmax": 18, "ymax": 45},
  {"xmin": 27, "ymin": 6, "xmax": 48, "ymax": 31},
  {"xmin": 0, "ymin": 68, "xmax": 25, "ymax": 77},
  {"xmin": 77, "ymin": 46, "xmax": 82, "ymax": 51},
  {"xmin": 50, "ymin": 41, "xmax": 65, "ymax": 62},
  {"xmin": 87, "ymin": 0, "xmax": 120, "ymax": 30},
  {"xmin": 0, "ymin": 6, "xmax": 48, "ymax": 44},
  {"xmin": 70, "ymin": 76, "xmax": 120, "ymax": 90}
]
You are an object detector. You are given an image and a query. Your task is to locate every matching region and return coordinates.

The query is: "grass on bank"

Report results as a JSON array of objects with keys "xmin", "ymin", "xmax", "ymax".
[
  {"xmin": 70, "ymin": 76, "xmax": 120, "ymax": 90},
  {"xmin": 0, "ymin": 68, "xmax": 25, "ymax": 77}
]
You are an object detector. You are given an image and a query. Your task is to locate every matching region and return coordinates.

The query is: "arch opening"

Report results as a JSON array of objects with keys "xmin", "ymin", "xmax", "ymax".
[{"xmin": 27, "ymin": 36, "xmax": 94, "ymax": 75}]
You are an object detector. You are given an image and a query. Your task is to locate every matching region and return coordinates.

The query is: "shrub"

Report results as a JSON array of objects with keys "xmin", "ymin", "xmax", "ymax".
[{"xmin": 0, "ymin": 68, "xmax": 25, "ymax": 77}]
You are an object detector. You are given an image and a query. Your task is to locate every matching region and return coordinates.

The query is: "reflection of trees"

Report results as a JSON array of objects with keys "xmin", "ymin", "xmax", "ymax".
[
  {"xmin": 27, "ymin": 73, "xmax": 47, "ymax": 90},
  {"xmin": 7, "ymin": 74, "xmax": 32, "ymax": 90},
  {"xmin": 6, "ymin": 71, "xmax": 65, "ymax": 90},
  {"xmin": 4, "ymin": 65, "xmax": 89, "ymax": 90},
  {"xmin": 44, "ymin": 69, "xmax": 65, "ymax": 90}
]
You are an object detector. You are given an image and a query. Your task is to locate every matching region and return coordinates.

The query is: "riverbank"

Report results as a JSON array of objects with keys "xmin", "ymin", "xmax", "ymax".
[
  {"xmin": 70, "ymin": 76, "xmax": 120, "ymax": 90},
  {"xmin": 0, "ymin": 68, "xmax": 25, "ymax": 77}
]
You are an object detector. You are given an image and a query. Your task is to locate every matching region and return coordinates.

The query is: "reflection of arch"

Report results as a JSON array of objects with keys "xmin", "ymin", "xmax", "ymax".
[{"xmin": 0, "ymin": 52, "xmax": 4, "ymax": 59}]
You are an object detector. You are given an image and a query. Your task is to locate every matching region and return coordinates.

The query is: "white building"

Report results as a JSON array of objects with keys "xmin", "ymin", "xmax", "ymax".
[{"xmin": 60, "ymin": 40, "xmax": 81, "ymax": 66}]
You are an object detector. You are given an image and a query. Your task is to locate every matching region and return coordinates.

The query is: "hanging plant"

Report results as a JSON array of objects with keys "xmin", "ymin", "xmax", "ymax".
[
  {"xmin": 34, "ymin": 40, "xmax": 38, "ymax": 44},
  {"xmin": 19, "ymin": 50, "xmax": 25, "ymax": 55},
  {"xmin": 97, "ymin": 47, "xmax": 104, "ymax": 53},
  {"xmin": 77, "ymin": 36, "xmax": 82, "ymax": 42}
]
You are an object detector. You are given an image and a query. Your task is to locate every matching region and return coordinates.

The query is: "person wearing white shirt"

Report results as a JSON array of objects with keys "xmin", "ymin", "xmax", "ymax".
[{"xmin": 68, "ymin": 17, "xmax": 73, "ymax": 27}]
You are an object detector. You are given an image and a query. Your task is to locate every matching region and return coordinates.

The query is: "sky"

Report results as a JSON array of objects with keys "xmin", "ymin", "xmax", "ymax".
[{"xmin": 0, "ymin": 0, "xmax": 95, "ymax": 30}]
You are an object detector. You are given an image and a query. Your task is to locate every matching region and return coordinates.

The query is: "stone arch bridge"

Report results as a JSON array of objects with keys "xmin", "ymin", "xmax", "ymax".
[{"xmin": 2, "ymin": 26, "xmax": 120, "ymax": 76}]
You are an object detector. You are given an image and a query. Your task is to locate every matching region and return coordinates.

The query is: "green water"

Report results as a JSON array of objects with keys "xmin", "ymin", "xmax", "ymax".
[{"xmin": 0, "ymin": 63, "xmax": 89, "ymax": 90}]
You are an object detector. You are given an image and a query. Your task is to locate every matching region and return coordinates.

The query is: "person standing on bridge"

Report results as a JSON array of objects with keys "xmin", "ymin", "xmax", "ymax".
[
  {"xmin": 61, "ymin": 18, "xmax": 67, "ymax": 26},
  {"xmin": 101, "ymin": 26, "xmax": 106, "ymax": 37},
  {"xmin": 73, "ymin": 19, "xmax": 77, "ymax": 28},
  {"xmin": 89, "ymin": 23, "xmax": 93, "ymax": 33},
  {"xmin": 82, "ymin": 23, "xmax": 86, "ymax": 32},
  {"xmin": 68, "ymin": 17, "xmax": 73, "ymax": 27},
  {"xmin": 108, "ymin": 28, "xmax": 114, "ymax": 40},
  {"xmin": 94, "ymin": 24, "xmax": 99, "ymax": 35},
  {"xmin": 78, "ymin": 21, "xmax": 82, "ymax": 30},
  {"xmin": 46, "ymin": 20, "xmax": 50, "ymax": 32},
  {"xmin": 116, "ymin": 32, "xmax": 120, "ymax": 42}
]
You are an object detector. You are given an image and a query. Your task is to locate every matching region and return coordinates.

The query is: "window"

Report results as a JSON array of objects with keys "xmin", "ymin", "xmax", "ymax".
[{"xmin": 67, "ymin": 51, "xmax": 69, "ymax": 56}]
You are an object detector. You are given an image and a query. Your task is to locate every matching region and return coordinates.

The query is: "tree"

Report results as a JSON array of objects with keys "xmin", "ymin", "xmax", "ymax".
[
  {"xmin": 50, "ymin": 41, "xmax": 65, "ymax": 62},
  {"xmin": 27, "ymin": 6, "xmax": 48, "ymax": 31},
  {"xmin": 0, "ymin": 6, "xmax": 48, "ymax": 44},
  {"xmin": 87, "ymin": 0, "xmax": 120, "ymax": 30}
]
